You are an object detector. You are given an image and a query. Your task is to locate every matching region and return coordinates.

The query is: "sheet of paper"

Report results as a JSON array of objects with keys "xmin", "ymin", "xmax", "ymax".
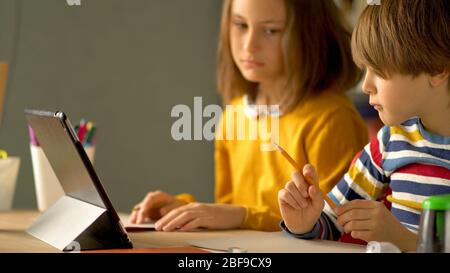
[
  {"xmin": 119, "ymin": 215, "xmax": 155, "ymax": 231},
  {"xmin": 188, "ymin": 231, "xmax": 366, "ymax": 253}
]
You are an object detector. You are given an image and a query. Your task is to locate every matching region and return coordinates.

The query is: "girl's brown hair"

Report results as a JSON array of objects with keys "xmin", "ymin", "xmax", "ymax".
[
  {"xmin": 217, "ymin": 0, "xmax": 361, "ymax": 112},
  {"xmin": 352, "ymin": 0, "xmax": 450, "ymax": 81}
]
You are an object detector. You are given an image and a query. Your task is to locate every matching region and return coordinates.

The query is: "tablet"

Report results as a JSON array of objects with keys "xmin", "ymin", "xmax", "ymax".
[{"xmin": 25, "ymin": 109, "xmax": 133, "ymax": 251}]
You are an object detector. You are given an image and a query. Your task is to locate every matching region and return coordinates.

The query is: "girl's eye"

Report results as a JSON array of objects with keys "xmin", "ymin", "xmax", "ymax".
[
  {"xmin": 264, "ymin": 28, "xmax": 280, "ymax": 35},
  {"xmin": 233, "ymin": 21, "xmax": 248, "ymax": 30}
]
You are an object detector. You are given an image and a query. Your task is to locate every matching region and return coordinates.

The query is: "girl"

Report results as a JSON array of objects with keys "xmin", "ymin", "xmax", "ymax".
[{"xmin": 130, "ymin": 0, "xmax": 368, "ymax": 232}]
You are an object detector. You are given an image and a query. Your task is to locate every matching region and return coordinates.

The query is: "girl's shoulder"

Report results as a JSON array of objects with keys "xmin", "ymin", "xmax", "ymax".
[
  {"xmin": 291, "ymin": 90, "xmax": 357, "ymax": 117},
  {"xmin": 229, "ymin": 96, "xmax": 245, "ymax": 107}
]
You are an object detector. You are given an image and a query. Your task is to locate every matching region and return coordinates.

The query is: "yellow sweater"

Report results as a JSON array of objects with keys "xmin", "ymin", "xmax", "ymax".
[{"xmin": 179, "ymin": 91, "xmax": 368, "ymax": 231}]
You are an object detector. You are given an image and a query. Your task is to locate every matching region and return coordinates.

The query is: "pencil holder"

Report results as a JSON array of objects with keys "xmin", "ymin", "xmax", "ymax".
[
  {"xmin": 0, "ymin": 157, "xmax": 20, "ymax": 210},
  {"xmin": 30, "ymin": 144, "xmax": 95, "ymax": 211}
]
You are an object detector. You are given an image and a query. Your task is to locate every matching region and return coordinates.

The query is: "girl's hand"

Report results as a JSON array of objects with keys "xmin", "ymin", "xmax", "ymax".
[
  {"xmin": 129, "ymin": 191, "xmax": 187, "ymax": 224},
  {"xmin": 335, "ymin": 200, "xmax": 418, "ymax": 252},
  {"xmin": 154, "ymin": 203, "xmax": 246, "ymax": 231},
  {"xmin": 278, "ymin": 164, "xmax": 324, "ymax": 234}
]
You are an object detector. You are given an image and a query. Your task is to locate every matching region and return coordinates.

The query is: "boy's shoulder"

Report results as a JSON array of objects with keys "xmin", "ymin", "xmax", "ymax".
[
  {"xmin": 384, "ymin": 118, "xmax": 421, "ymax": 137},
  {"xmin": 376, "ymin": 117, "xmax": 422, "ymax": 146},
  {"xmin": 386, "ymin": 117, "xmax": 450, "ymax": 145}
]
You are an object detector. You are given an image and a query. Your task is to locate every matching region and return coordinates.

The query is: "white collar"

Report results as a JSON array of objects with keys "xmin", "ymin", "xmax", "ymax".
[{"xmin": 243, "ymin": 95, "xmax": 283, "ymax": 119}]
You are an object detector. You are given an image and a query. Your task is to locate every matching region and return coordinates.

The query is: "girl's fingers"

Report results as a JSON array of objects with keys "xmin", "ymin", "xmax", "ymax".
[
  {"xmin": 155, "ymin": 205, "xmax": 186, "ymax": 230},
  {"xmin": 159, "ymin": 202, "xmax": 182, "ymax": 216},
  {"xmin": 179, "ymin": 218, "xmax": 203, "ymax": 231},
  {"xmin": 129, "ymin": 204, "xmax": 141, "ymax": 223},
  {"xmin": 136, "ymin": 192, "xmax": 170, "ymax": 223},
  {"xmin": 161, "ymin": 211, "xmax": 199, "ymax": 232},
  {"xmin": 136, "ymin": 207, "xmax": 150, "ymax": 224}
]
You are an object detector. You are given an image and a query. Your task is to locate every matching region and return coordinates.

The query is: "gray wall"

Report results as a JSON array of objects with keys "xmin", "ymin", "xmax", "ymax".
[{"xmin": 0, "ymin": 0, "xmax": 222, "ymax": 211}]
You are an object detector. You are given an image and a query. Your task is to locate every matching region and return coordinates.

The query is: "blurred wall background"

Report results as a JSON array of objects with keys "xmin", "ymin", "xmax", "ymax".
[{"xmin": 0, "ymin": 0, "xmax": 222, "ymax": 211}]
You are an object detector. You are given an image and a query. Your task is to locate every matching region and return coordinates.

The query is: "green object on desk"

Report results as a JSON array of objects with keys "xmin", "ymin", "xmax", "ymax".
[
  {"xmin": 423, "ymin": 194, "xmax": 450, "ymax": 244},
  {"xmin": 422, "ymin": 194, "xmax": 450, "ymax": 210},
  {"xmin": 417, "ymin": 194, "xmax": 450, "ymax": 253}
]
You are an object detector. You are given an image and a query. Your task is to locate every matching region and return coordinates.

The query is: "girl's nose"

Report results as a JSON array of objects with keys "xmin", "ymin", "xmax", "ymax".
[{"xmin": 243, "ymin": 29, "xmax": 259, "ymax": 53}]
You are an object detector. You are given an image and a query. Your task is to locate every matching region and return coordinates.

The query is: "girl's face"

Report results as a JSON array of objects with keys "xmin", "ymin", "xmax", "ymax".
[
  {"xmin": 230, "ymin": 0, "xmax": 287, "ymax": 84},
  {"xmin": 362, "ymin": 68, "xmax": 431, "ymax": 125}
]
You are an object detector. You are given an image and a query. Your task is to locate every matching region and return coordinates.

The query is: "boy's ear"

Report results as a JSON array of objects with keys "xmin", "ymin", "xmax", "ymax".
[{"xmin": 428, "ymin": 70, "xmax": 449, "ymax": 88}]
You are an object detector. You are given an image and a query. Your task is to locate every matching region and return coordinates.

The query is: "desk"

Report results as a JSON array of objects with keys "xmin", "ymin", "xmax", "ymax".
[
  {"xmin": 0, "ymin": 210, "xmax": 264, "ymax": 253},
  {"xmin": 0, "ymin": 210, "xmax": 366, "ymax": 253}
]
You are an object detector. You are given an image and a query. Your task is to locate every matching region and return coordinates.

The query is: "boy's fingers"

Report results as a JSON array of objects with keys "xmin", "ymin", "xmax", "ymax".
[
  {"xmin": 335, "ymin": 199, "xmax": 375, "ymax": 215},
  {"xmin": 308, "ymin": 185, "xmax": 325, "ymax": 210},
  {"xmin": 343, "ymin": 219, "xmax": 372, "ymax": 234},
  {"xmin": 278, "ymin": 189, "xmax": 301, "ymax": 209},
  {"xmin": 291, "ymin": 171, "xmax": 309, "ymax": 197},
  {"xmin": 285, "ymin": 181, "xmax": 308, "ymax": 208},
  {"xmin": 303, "ymin": 164, "xmax": 319, "ymax": 186},
  {"xmin": 336, "ymin": 208, "xmax": 371, "ymax": 227}
]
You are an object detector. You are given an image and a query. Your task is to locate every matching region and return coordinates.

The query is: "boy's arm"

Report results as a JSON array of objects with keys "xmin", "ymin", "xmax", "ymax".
[
  {"xmin": 322, "ymin": 126, "xmax": 390, "ymax": 239},
  {"xmin": 280, "ymin": 212, "xmax": 340, "ymax": 240},
  {"xmin": 326, "ymin": 126, "xmax": 390, "ymax": 207},
  {"xmin": 282, "ymin": 126, "xmax": 391, "ymax": 240}
]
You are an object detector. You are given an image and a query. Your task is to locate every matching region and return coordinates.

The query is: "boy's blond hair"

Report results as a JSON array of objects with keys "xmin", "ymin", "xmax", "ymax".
[{"xmin": 352, "ymin": 0, "xmax": 450, "ymax": 90}]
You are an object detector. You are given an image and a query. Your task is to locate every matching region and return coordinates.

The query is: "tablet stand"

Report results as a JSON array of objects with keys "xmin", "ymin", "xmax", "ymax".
[{"xmin": 27, "ymin": 195, "xmax": 132, "ymax": 251}]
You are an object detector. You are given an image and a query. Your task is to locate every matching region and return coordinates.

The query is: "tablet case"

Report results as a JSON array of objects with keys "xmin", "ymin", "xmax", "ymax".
[{"xmin": 24, "ymin": 109, "xmax": 133, "ymax": 251}]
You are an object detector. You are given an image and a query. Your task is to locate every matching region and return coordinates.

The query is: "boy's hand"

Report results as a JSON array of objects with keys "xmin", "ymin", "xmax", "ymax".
[
  {"xmin": 129, "ymin": 191, "xmax": 187, "ymax": 224},
  {"xmin": 335, "ymin": 200, "xmax": 417, "ymax": 251},
  {"xmin": 278, "ymin": 164, "xmax": 324, "ymax": 234}
]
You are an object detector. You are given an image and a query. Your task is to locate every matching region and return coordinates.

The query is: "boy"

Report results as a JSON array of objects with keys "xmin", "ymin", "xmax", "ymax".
[{"xmin": 278, "ymin": 0, "xmax": 450, "ymax": 252}]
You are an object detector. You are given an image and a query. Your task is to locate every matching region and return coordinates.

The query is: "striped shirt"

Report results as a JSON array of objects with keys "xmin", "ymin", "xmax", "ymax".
[{"xmin": 281, "ymin": 117, "xmax": 450, "ymax": 240}]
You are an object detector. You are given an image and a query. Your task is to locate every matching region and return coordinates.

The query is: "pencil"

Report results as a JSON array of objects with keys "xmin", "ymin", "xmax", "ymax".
[
  {"xmin": 386, "ymin": 195, "xmax": 422, "ymax": 210},
  {"xmin": 273, "ymin": 142, "xmax": 337, "ymax": 209}
]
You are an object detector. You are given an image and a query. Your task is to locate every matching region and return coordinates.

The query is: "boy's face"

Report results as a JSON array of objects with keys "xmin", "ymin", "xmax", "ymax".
[
  {"xmin": 229, "ymin": 0, "xmax": 286, "ymax": 84},
  {"xmin": 361, "ymin": 68, "xmax": 431, "ymax": 126}
]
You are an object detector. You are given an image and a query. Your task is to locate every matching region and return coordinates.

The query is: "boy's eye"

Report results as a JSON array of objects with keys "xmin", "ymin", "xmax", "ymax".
[{"xmin": 364, "ymin": 68, "xmax": 387, "ymax": 80}]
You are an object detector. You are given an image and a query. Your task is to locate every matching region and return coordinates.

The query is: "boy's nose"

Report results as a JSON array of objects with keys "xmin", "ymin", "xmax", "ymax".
[{"xmin": 361, "ymin": 70, "xmax": 377, "ymax": 95}]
